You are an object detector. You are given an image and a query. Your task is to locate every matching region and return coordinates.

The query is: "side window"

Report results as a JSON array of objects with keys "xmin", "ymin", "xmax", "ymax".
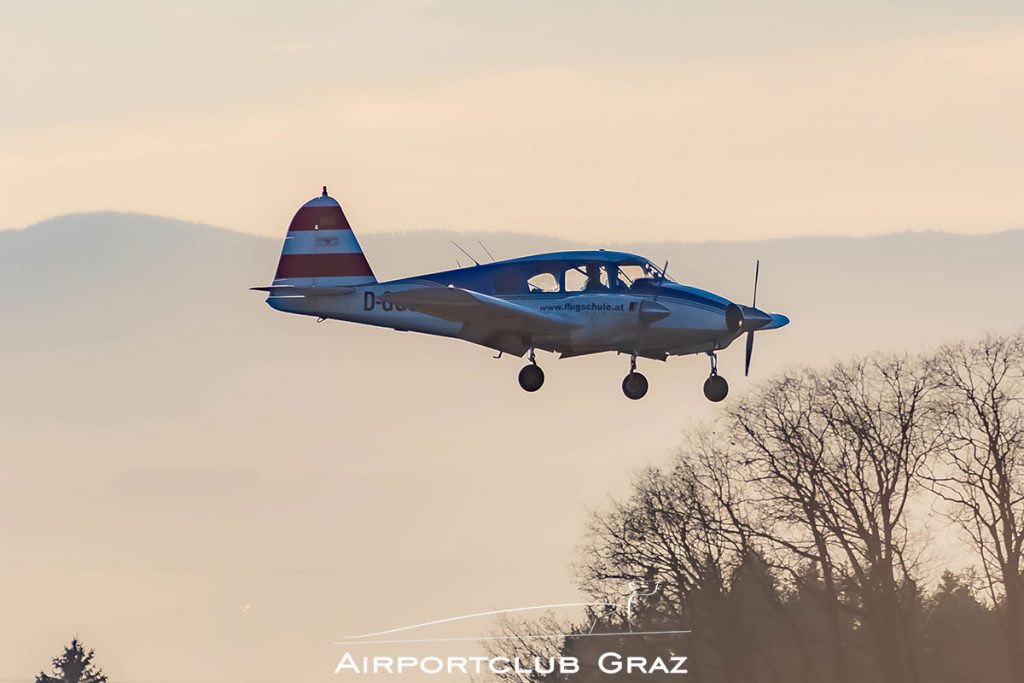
[
  {"xmin": 565, "ymin": 264, "xmax": 610, "ymax": 292},
  {"xmin": 527, "ymin": 272, "xmax": 559, "ymax": 292},
  {"xmin": 564, "ymin": 267, "xmax": 587, "ymax": 292},
  {"xmin": 617, "ymin": 265, "xmax": 648, "ymax": 289}
]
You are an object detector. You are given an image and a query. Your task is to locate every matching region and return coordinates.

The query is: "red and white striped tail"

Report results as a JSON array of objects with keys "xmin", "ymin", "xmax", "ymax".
[{"xmin": 272, "ymin": 187, "xmax": 377, "ymax": 288}]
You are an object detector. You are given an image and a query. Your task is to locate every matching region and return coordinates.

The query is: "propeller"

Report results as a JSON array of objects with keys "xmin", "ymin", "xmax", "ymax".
[{"xmin": 744, "ymin": 260, "xmax": 760, "ymax": 377}]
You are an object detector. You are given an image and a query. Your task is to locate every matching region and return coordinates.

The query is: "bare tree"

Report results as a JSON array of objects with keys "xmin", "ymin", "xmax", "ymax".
[
  {"xmin": 577, "ymin": 460, "xmax": 742, "ymax": 617},
  {"xmin": 483, "ymin": 612, "xmax": 576, "ymax": 683},
  {"xmin": 574, "ymin": 454, "xmax": 775, "ymax": 683},
  {"xmin": 729, "ymin": 357, "xmax": 940, "ymax": 683},
  {"xmin": 487, "ymin": 344, "xmax": 1024, "ymax": 683},
  {"xmin": 927, "ymin": 333, "xmax": 1024, "ymax": 682}
]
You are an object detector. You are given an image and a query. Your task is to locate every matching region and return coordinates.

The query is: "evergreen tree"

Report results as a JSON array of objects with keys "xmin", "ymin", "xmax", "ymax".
[
  {"xmin": 36, "ymin": 639, "xmax": 107, "ymax": 683},
  {"xmin": 922, "ymin": 572, "xmax": 1006, "ymax": 683}
]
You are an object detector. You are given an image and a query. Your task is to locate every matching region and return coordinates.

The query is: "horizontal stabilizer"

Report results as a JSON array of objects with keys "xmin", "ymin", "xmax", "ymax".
[{"xmin": 250, "ymin": 285, "xmax": 355, "ymax": 297}]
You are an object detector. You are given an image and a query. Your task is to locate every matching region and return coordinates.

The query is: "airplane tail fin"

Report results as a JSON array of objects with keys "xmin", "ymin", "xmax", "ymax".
[{"xmin": 270, "ymin": 187, "xmax": 377, "ymax": 288}]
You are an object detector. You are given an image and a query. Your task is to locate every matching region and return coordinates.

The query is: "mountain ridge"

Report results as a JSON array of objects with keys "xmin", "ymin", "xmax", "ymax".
[{"xmin": 7, "ymin": 209, "xmax": 1024, "ymax": 246}]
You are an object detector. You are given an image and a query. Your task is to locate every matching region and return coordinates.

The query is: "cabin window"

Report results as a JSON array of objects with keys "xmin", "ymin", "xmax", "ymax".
[
  {"xmin": 616, "ymin": 265, "xmax": 650, "ymax": 289},
  {"xmin": 527, "ymin": 272, "xmax": 559, "ymax": 293},
  {"xmin": 564, "ymin": 264, "xmax": 611, "ymax": 292}
]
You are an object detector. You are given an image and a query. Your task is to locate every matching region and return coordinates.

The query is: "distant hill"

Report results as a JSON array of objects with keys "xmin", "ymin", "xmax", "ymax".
[
  {"xmin": 2, "ymin": 212, "xmax": 1023, "ymax": 682},
  {"xmin": 7, "ymin": 212, "xmax": 1022, "ymax": 353}
]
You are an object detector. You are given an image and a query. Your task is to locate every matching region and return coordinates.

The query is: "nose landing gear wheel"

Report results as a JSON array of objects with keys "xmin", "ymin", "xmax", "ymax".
[
  {"xmin": 622, "ymin": 372, "xmax": 649, "ymax": 400},
  {"xmin": 518, "ymin": 364, "xmax": 545, "ymax": 392},
  {"xmin": 703, "ymin": 374, "xmax": 729, "ymax": 402}
]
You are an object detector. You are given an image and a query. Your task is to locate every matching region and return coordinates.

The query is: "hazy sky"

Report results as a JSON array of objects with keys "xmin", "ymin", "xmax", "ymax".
[{"xmin": 2, "ymin": 0, "xmax": 1023, "ymax": 241}]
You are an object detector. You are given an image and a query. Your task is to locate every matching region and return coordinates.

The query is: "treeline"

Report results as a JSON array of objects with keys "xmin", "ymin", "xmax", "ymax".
[{"xmin": 491, "ymin": 334, "xmax": 1024, "ymax": 683}]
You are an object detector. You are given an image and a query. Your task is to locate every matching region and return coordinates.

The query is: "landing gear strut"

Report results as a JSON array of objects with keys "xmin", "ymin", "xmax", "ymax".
[
  {"xmin": 622, "ymin": 354, "xmax": 649, "ymax": 400},
  {"xmin": 518, "ymin": 348, "xmax": 545, "ymax": 392},
  {"xmin": 703, "ymin": 352, "xmax": 729, "ymax": 402}
]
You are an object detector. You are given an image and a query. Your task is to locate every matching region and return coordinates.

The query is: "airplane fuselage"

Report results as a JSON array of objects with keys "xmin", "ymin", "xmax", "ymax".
[
  {"xmin": 268, "ymin": 266, "xmax": 754, "ymax": 361},
  {"xmin": 257, "ymin": 188, "xmax": 790, "ymax": 400}
]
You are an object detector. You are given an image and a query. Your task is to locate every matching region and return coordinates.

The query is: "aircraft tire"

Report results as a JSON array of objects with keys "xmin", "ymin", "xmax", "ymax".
[
  {"xmin": 703, "ymin": 374, "xmax": 729, "ymax": 402},
  {"xmin": 518, "ymin": 365, "xmax": 545, "ymax": 392},
  {"xmin": 622, "ymin": 372, "xmax": 649, "ymax": 400}
]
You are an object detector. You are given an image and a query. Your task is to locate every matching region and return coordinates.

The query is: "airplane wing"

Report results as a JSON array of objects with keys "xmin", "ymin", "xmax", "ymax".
[{"xmin": 382, "ymin": 285, "xmax": 577, "ymax": 345}]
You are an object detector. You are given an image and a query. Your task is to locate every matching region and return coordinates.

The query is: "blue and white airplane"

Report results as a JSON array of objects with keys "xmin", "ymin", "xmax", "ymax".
[{"xmin": 254, "ymin": 188, "xmax": 790, "ymax": 401}]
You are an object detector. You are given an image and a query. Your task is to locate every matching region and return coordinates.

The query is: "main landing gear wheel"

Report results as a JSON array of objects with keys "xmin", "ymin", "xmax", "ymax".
[
  {"xmin": 518, "ymin": 349, "xmax": 544, "ymax": 392},
  {"xmin": 622, "ymin": 354, "xmax": 649, "ymax": 400},
  {"xmin": 519, "ymin": 365, "xmax": 544, "ymax": 392},
  {"xmin": 622, "ymin": 372, "xmax": 649, "ymax": 400},
  {"xmin": 703, "ymin": 374, "xmax": 729, "ymax": 402},
  {"xmin": 703, "ymin": 351, "xmax": 729, "ymax": 402}
]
